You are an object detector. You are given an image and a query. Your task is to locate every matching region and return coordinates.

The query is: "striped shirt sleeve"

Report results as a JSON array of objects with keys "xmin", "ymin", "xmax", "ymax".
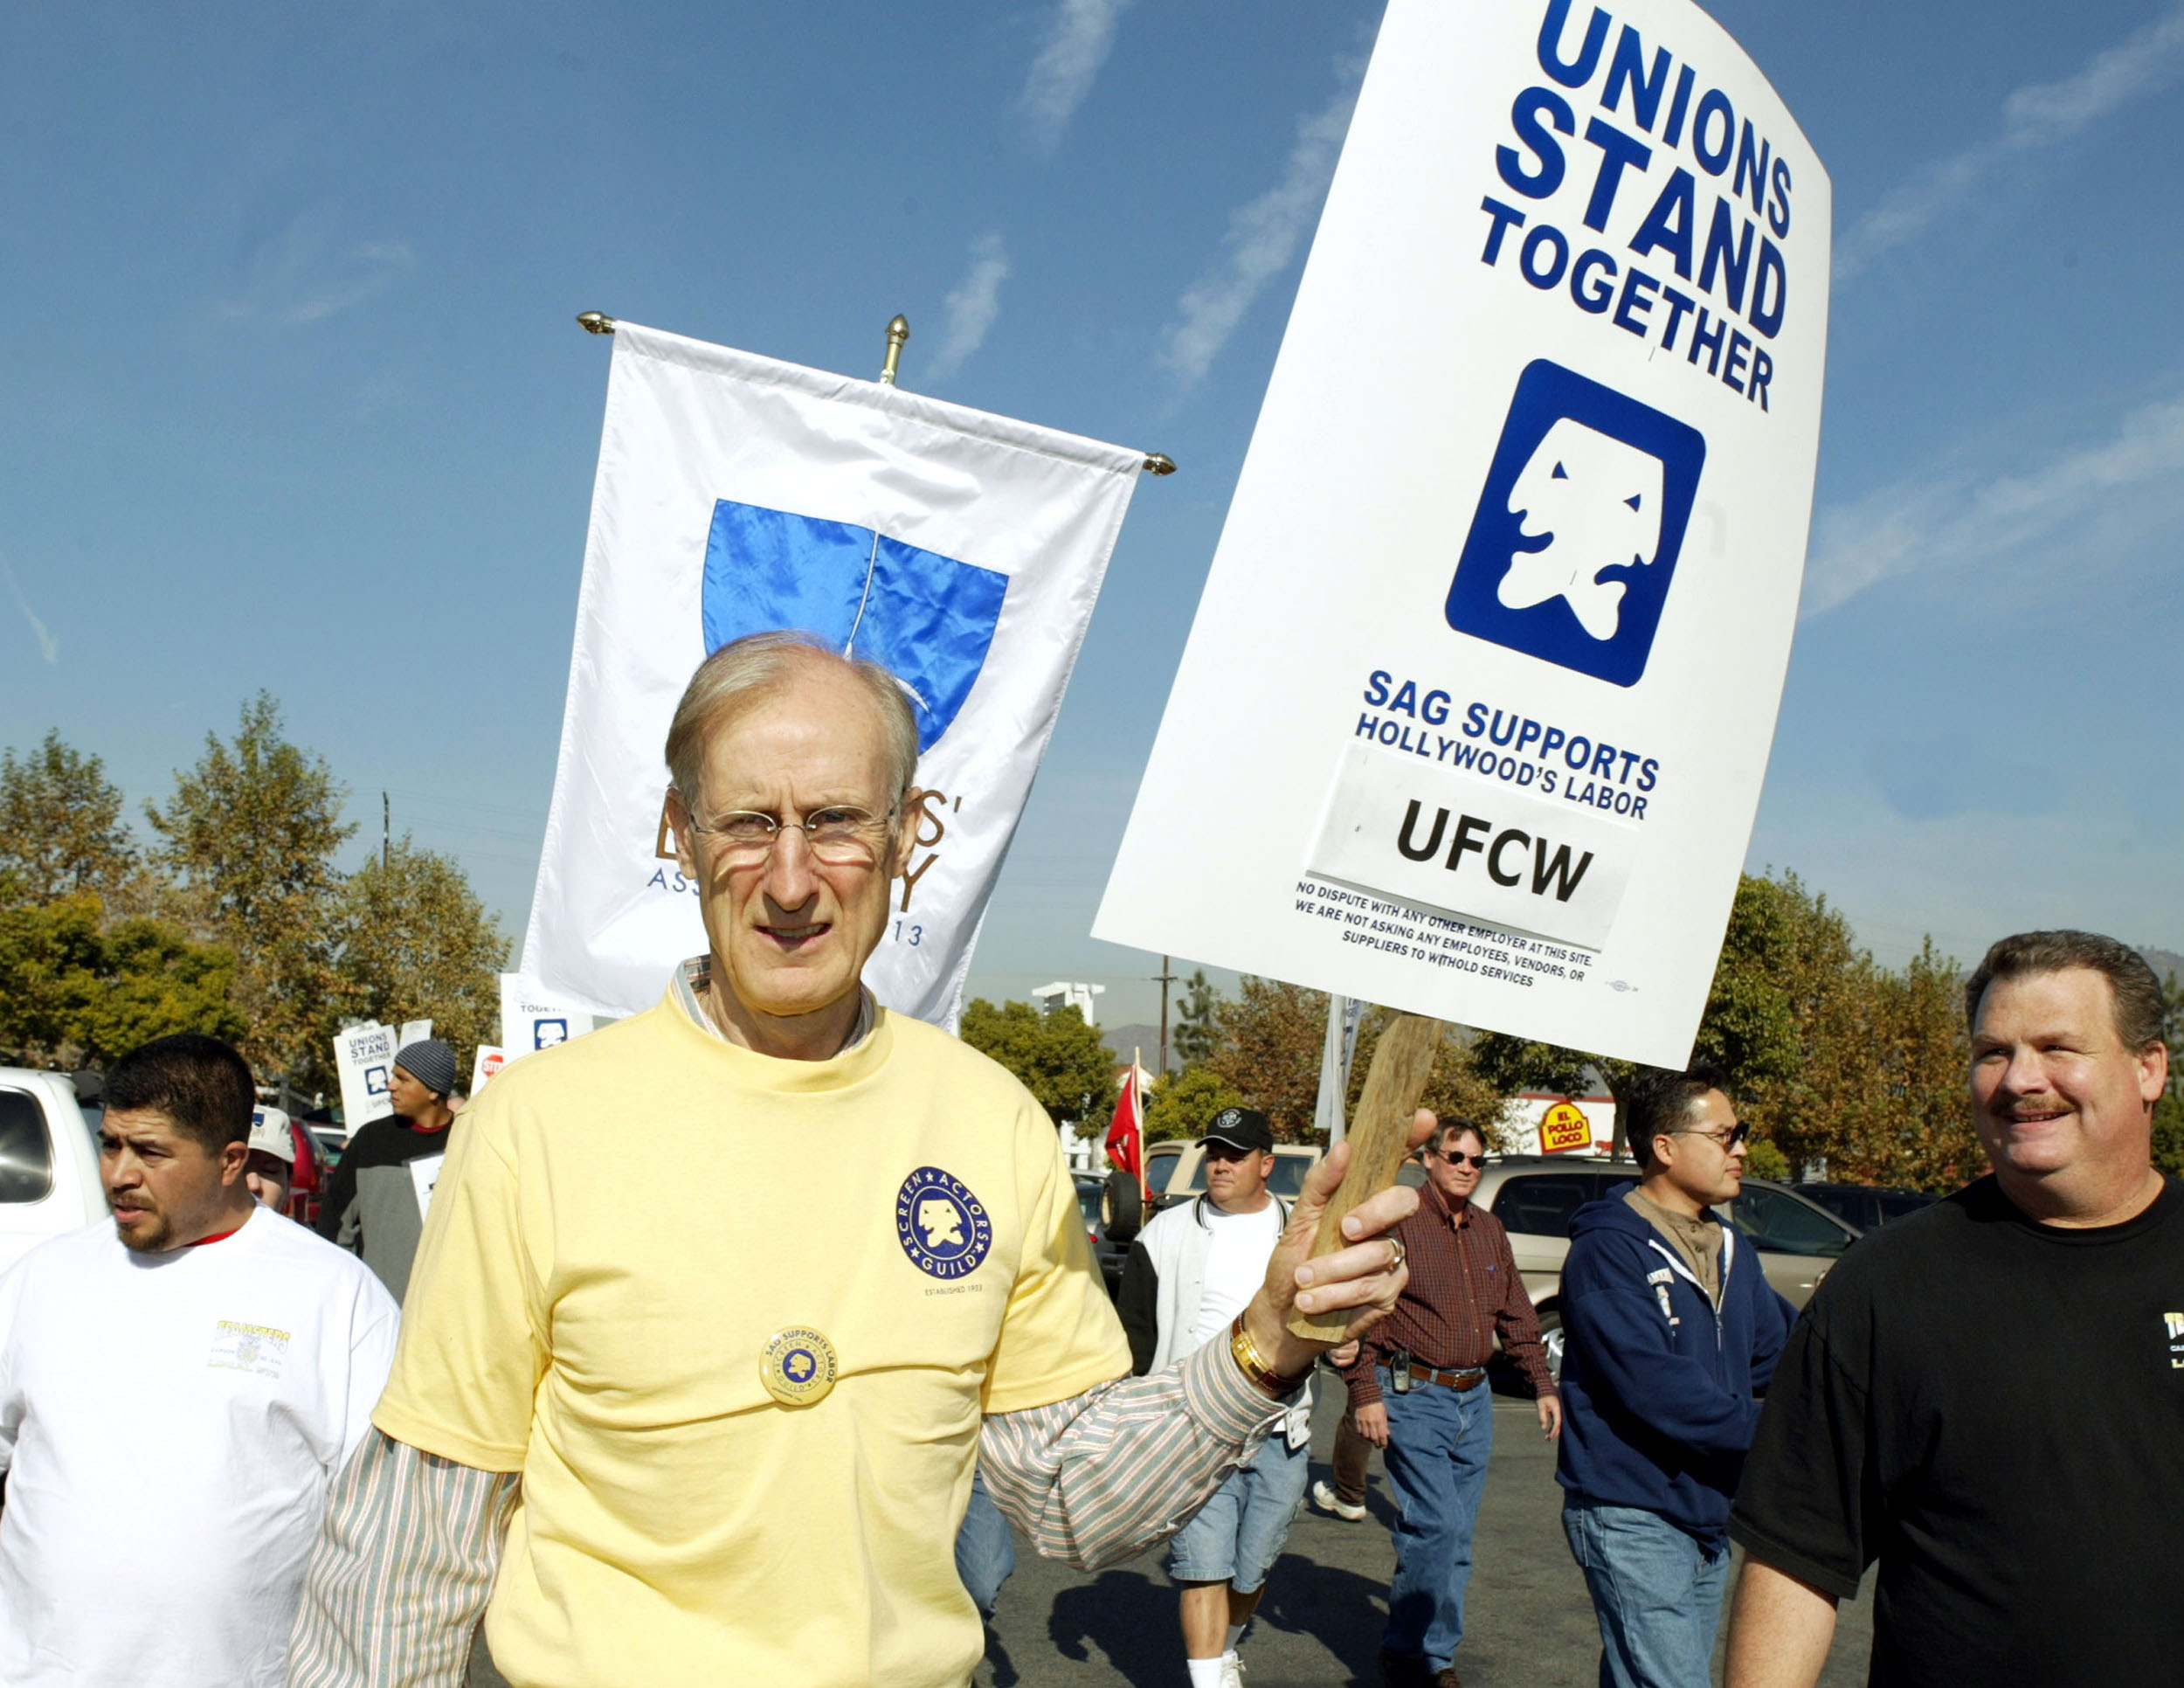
[
  {"xmin": 286, "ymin": 1429, "xmax": 517, "ymax": 1688},
  {"xmin": 978, "ymin": 1337, "xmax": 1290, "ymax": 1569}
]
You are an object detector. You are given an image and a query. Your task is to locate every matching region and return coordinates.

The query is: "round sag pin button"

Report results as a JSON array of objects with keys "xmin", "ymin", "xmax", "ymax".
[{"xmin": 760, "ymin": 1326, "xmax": 838, "ymax": 1407}]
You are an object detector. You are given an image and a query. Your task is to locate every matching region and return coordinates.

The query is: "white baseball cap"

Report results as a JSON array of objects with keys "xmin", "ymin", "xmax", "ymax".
[{"xmin": 248, "ymin": 1107, "xmax": 296, "ymax": 1166}]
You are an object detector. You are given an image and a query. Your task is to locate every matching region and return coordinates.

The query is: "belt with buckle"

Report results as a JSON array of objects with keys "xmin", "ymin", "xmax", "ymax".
[{"xmin": 1406, "ymin": 1361, "xmax": 1487, "ymax": 1391}]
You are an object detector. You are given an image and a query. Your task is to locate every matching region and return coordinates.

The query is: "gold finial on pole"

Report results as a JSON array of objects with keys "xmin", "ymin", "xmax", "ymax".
[
  {"xmin": 1142, "ymin": 453, "xmax": 1178, "ymax": 476},
  {"xmin": 577, "ymin": 311, "xmax": 616, "ymax": 335},
  {"xmin": 881, "ymin": 315, "xmax": 909, "ymax": 385}
]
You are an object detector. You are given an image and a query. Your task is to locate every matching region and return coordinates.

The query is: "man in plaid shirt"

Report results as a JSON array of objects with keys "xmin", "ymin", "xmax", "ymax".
[{"xmin": 1338, "ymin": 1119, "xmax": 1560, "ymax": 1688}]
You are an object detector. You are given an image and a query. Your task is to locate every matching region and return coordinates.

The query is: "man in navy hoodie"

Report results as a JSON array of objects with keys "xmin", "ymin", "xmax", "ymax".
[{"xmin": 1556, "ymin": 1062, "xmax": 1795, "ymax": 1688}]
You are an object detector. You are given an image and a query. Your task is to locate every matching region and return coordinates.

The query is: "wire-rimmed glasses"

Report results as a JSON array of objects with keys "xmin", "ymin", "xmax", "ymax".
[{"xmin": 685, "ymin": 805, "xmax": 897, "ymax": 866}]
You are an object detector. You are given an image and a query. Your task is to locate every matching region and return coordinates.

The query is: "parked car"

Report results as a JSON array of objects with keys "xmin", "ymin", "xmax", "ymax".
[
  {"xmin": 1470, "ymin": 1155, "xmax": 1863, "ymax": 1381},
  {"xmin": 1074, "ymin": 1172, "xmax": 1130, "ymax": 1297},
  {"xmin": 1794, "ymin": 1182, "xmax": 1938, "ymax": 1232},
  {"xmin": 280, "ymin": 1116, "xmax": 333, "ymax": 1228},
  {"xmin": 302, "ymin": 1106, "xmax": 347, "ymax": 1168},
  {"xmin": 1144, "ymin": 1140, "xmax": 1325, "ymax": 1211},
  {"xmin": 0, "ymin": 1069, "xmax": 112, "ymax": 1275}
]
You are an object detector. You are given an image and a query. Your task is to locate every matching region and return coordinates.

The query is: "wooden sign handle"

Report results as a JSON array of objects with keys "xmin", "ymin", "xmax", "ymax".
[{"xmin": 1287, "ymin": 1012, "xmax": 1444, "ymax": 1342}]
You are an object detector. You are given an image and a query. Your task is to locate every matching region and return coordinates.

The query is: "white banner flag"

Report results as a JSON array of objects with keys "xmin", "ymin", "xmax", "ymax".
[{"xmin": 522, "ymin": 322, "xmax": 1148, "ymax": 1025}]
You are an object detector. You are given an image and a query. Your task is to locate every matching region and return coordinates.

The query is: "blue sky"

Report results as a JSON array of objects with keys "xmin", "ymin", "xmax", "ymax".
[{"xmin": 3, "ymin": 0, "xmax": 2181, "ymax": 1027}]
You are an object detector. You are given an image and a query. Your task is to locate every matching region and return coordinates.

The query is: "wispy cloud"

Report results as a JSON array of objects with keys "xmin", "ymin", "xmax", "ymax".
[
  {"xmin": 1158, "ymin": 61, "xmax": 1363, "ymax": 391},
  {"xmin": 1020, "ymin": 0, "xmax": 1134, "ymax": 153},
  {"xmin": 1836, "ymin": 3, "xmax": 2184, "ymax": 280},
  {"xmin": 0, "ymin": 553, "xmax": 59, "ymax": 666},
  {"xmin": 1802, "ymin": 387, "xmax": 2184, "ymax": 615},
  {"xmin": 926, "ymin": 233, "xmax": 1013, "ymax": 379},
  {"xmin": 225, "ymin": 211, "xmax": 417, "ymax": 326}
]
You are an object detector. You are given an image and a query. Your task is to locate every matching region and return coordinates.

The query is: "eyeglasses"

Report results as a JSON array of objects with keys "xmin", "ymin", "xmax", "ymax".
[
  {"xmin": 1429, "ymin": 1149, "xmax": 1488, "ymax": 1170},
  {"xmin": 1676, "ymin": 1122, "xmax": 1752, "ymax": 1152},
  {"xmin": 687, "ymin": 806, "xmax": 896, "ymax": 865}
]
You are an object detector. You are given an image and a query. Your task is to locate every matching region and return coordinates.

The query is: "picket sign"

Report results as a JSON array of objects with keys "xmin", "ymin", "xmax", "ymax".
[
  {"xmin": 332, "ymin": 1022, "xmax": 397, "ymax": 1131},
  {"xmin": 1095, "ymin": 0, "xmax": 1830, "ymax": 1065}
]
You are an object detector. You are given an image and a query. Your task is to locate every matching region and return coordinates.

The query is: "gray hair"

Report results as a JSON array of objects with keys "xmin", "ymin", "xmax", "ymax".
[
  {"xmin": 1431, "ymin": 1118, "xmax": 1486, "ymax": 1155},
  {"xmin": 1964, "ymin": 930, "xmax": 2167, "ymax": 1052},
  {"xmin": 664, "ymin": 631, "xmax": 919, "ymax": 814}
]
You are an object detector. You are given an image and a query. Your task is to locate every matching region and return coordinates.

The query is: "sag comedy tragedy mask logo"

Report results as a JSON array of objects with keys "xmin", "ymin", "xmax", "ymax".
[
  {"xmin": 1446, "ymin": 360, "xmax": 1705, "ymax": 688},
  {"xmin": 895, "ymin": 1166, "xmax": 994, "ymax": 1280}
]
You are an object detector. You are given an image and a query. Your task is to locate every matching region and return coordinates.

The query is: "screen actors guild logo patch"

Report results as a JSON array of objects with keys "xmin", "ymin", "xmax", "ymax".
[
  {"xmin": 895, "ymin": 1166, "xmax": 994, "ymax": 1280},
  {"xmin": 760, "ymin": 1326, "xmax": 838, "ymax": 1407}
]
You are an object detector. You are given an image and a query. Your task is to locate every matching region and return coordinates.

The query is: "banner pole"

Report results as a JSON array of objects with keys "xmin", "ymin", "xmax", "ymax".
[
  {"xmin": 570, "ymin": 309, "xmax": 1176, "ymax": 475},
  {"xmin": 880, "ymin": 315, "xmax": 909, "ymax": 385}
]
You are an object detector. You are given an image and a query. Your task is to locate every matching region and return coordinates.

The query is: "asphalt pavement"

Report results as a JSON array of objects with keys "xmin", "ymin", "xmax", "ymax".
[
  {"xmin": 968, "ymin": 1376, "xmax": 1875, "ymax": 1688},
  {"xmin": 469, "ymin": 1375, "xmax": 1876, "ymax": 1688}
]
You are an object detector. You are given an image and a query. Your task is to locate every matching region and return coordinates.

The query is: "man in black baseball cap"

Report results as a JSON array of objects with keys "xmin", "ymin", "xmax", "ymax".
[
  {"xmin": 1200, "ymin": 1106, "xmax": 1275, "ymax": 1155},
  {"xmin": 1119, "ymin": 1105, "xmax": 1310, "ymax": 1686}
]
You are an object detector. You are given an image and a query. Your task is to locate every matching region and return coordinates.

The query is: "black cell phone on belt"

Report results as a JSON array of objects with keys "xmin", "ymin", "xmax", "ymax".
[{"xmin": 1389, "ymin": 1347, "xmax": 1412, "ymax": 1393}]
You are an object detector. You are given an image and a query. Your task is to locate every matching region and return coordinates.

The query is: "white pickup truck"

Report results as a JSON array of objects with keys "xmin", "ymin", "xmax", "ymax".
[{"xmin": 0, "ymin": 1069, "xmax": 109, "ymax": 1276}]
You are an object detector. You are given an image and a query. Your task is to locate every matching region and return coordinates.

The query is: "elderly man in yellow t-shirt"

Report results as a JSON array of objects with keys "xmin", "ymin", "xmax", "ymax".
[{"xmin": 287, "ymin": 631, "xmax": 1425, "ymax": 1688}]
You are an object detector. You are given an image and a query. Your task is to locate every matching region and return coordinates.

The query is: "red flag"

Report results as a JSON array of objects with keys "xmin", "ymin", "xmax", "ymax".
[{"xmin": 1104, "ymin": 1062, "xmax": 1145, "ymax": 1183}]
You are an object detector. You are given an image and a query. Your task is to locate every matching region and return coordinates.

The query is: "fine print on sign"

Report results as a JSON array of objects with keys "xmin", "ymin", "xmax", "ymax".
[
  {"xmin": 1095, "ymin": 0, "xmax": 1830, "ymax": 1067},
  {"xmin": 1539, "ymin": 1100, "xmax": 1595, "ymax": 1155}
]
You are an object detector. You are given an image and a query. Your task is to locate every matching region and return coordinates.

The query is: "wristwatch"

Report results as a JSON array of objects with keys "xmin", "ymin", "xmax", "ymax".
[{"xmin": 1229, "ymin": 1311, "xmax": 1310, "ymax": 1400}]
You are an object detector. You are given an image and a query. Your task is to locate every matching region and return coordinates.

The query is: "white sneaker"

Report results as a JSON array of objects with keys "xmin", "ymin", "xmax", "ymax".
[
  {"xmin": 1220, "ymin": 1651, "xmax": 1245, "ymax": 1688},
  {"xmin": 1311, "ymin": 1478, "xmax": 1367, "ymax": 1522}
]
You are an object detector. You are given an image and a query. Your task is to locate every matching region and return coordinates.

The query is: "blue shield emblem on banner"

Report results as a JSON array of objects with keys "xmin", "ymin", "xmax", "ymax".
[{"xmin": 701, "ymin": 499, "xmax": 1008, "ymax": 751}]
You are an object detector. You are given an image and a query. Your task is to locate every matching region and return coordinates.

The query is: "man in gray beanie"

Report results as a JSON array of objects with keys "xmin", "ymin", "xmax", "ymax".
[{"xmin": 315, "ymin": 1038, "xmax": 458, "ymax": 1303}]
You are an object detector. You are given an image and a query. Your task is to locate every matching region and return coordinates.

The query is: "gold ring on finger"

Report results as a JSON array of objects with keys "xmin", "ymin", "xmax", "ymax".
[{"xmin": 1387, "ymin": 1237, "xmax": 1407, "ymax": 1271}]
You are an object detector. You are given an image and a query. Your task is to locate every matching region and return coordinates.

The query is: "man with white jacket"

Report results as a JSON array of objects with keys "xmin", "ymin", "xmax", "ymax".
[{"xmin": 1119, "ymin": 1109, "xmax": 1312, "ymax": 1688}]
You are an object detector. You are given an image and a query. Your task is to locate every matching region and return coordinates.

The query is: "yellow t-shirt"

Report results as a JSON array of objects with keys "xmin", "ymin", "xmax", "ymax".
[{"xmin": 372, "ymin": 989, "xmax": 1130, "ymax": 1688}]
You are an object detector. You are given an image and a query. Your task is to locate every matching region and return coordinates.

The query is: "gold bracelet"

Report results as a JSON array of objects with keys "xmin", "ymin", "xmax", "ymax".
[{"xmin": 1229, "ymin": 1311, "xmax": 1309, "ymax": 1400}]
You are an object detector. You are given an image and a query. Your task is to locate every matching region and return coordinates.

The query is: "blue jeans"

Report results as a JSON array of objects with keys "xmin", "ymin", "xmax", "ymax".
[
  {"xmin": 1562, "ymin": 1499, "xmax": 1731, "ymax": 1688},
  {"xmin": 954, "ymin": 1467, "xmax": 1016, "ymax": 1619},
  {"xmin": 1379, "ymin": 1367, "xmax": 1495, "ymax": 1671},
  {"xmin": 1165, "ymin": 1434, "xmax": 1310, "ymax": 1594}
]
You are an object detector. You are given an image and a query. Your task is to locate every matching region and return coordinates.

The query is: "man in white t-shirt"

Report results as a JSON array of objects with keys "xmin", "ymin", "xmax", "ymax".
[
  {"xmin": 0, "ymin": 1034, "xmax": 399, "ymax": 1688},
  {"xmin": 1119, "ymin": 1108, "xmax": 1316, "ymax": 1688}
]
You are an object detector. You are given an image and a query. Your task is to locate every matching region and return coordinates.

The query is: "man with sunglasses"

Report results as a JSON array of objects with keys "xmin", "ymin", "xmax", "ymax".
[
  {"xmin": 1555, "ymin": 1062, "xmax": 1794, "ymax": 1688},
  {"xmin": 1338, "ymin": 1118, "xmax": 1559, "ymax": 1688},
  {"xmin": 287, "ymin": 633, "xmax": 1425, "ymax": 1688}
]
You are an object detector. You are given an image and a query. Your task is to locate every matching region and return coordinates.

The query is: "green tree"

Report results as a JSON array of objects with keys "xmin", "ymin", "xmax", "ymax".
[
  {"xmin": 958, "ymin": 1000, "xmax": 1117, "ymax": 1128},
  {"xmin": 1207, "ymin": 976, "xmax": 1331, "ymax": 1141},
  {"xmin": 1743, "ymin": 1137, "xmax": 1792, "ymax": 1180},
  {"xmin": 73, "ymin": 917, "xmax": 245, "ymax": 1063},
  {"xmin": 0, "ymin": 730, "xmax": 140, "ymax": 903},
  {"xmin": 2150, "ymin": 970, "xmax": 2184, "ymax": 1177},
  {"xmin": 1171, "ymin": 970, "xmax": 1220, "ymax": 1068},
  {"xmin": 1475, "ymin": 873, "xmax": 1976, "ymax": 1188},
  {"xmin": 0, "ymin": 892, "xmax": 241, "ymax": 1067},
  {"xmin": 143, "ymin": 694, "xmax": 354, "ymax": 1086},
  {"xmin": 1144, "ymin": 1065, "xmax": 1243, "ymax": 1143},
  {"xmin": 331, "ymin": 839, "xmax": 507, "ymax": 1080},
  {"xmin": 0, "ymin": 893, "xmax": 107, "ymax": 1062}
]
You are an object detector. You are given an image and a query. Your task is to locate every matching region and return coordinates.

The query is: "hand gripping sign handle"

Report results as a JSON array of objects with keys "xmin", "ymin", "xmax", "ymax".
[{"xmin": 1287, "ymin": 1012, "xmax": 1444, "ymax": 1343}]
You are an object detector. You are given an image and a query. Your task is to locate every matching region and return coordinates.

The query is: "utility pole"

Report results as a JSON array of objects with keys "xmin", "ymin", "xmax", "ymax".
[
  {"xmin": 1154, "ymin": 954, "xmax": 1178, "ymax": 1078},
  {"xmin": 382, "ymin": 792, "xmax": 390, "ymax": 871}
]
